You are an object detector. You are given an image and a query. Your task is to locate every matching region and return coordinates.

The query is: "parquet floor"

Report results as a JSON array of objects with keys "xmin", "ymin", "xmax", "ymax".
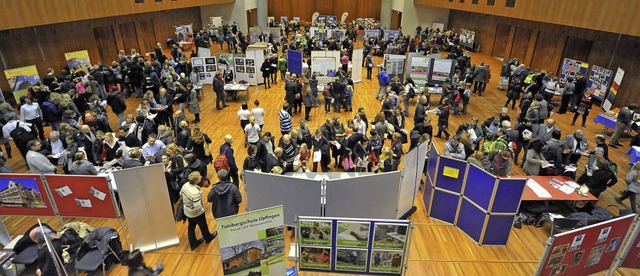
[{"xmin": 2, "ymin": 41, "xmax": 639, "ymax": 275}]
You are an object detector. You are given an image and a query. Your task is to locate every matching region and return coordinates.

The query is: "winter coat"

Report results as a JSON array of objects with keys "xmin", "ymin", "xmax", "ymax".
[{"xmin": 207, "ymin": 181, "xmax": 242, "ymax": 218}]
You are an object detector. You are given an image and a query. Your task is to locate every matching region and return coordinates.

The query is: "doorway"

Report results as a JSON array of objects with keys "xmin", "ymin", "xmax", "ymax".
[
  {"xmin": 93, "ymin": 26, "xmax": 118, "ymax": 63},
  {"xmin": 119, "ymin": 22, "xmax": 140, "ymax": 55},
  {"xmin": 391, "ymin": 11, "xmax": 402, "ymax": 30},
  {"xmin": 492, "ymin": 24, "xmax": 511, "ymax": 59},
  {"xmin": 247, "ymin": 8, "xmax": 258, "ymax": 28}
]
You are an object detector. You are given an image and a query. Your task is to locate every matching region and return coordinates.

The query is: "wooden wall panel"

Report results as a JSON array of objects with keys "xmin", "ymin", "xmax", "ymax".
[
  {"xmin": 446, "ymin": 10, "xmax": 640, "ymax": 107},
  {"xmin": 0, "ymin": 7, "xmax": 202, "ymax": 92},
  {"xmin": 120, "ymin": 22, "xmax": 141, "ymax": 56},
  {"xmin": 491, "ymin": 24, "xmax": 510, "ymax": 58},
  {"xmin": 415, "ymin": 0, "xmax": 640, "ymax": 37},
  {"xmin": 267, "ymin": 0, "xmax": 381, "ymax": 22},
  {"xmin": 0, "ymin": 0, "xmax": 232, "ymax": 31},
  {"xmin": 509, "ymin": 27, "xmax": 531, "ymax": 62}
]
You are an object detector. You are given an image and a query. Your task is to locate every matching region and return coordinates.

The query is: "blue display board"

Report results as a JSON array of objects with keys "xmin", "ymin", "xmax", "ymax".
[
  {"xmin": 462, "ymin": 164, "xmax": 497, "ymax": 211},
  {"xmin": 298, "ymin": 216, "xmax": 410, "ymax": 275},
  {"xmin": 430, "ymin": 189, "xmax": 460, "ymax": 224},
  {"xmin": 287, "ymin": 50, "xmax": 303, "ymax": 76},
  {"xmin": 482, "ymin": 215, "xmax": 517, "ymax": 245},
  {"xmin": 434, "ymin": 157, "xmax": 468, "ymax": 193},
  {"xmin": 491, "ymin": 178, "xmax": 526, "ymax": 213},
  {"xmin": 457, "ymin": 199, "xmax": 486, "ymax": 242}
]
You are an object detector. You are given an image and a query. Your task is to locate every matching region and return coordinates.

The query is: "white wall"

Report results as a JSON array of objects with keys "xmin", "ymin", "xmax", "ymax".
[
  {"xmin": 380, "ymin": 0, "xmax": 392, "ymax": 29},
  {"xmin": 256, "ymin": 0, "xmax": 269, "ymax": 27},
  {"xmin": 400, "ymin": 0, "xmax": 449, "ymax": 36},
  {"xmin": 391, "ymin": 0, "xmax": 404, "ymax": 12},
  {"xmin": 200, "ymin": 1, "xmax": 251, "ymax": 33}
]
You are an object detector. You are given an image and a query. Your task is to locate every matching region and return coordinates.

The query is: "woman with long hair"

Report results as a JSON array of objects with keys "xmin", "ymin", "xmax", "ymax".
[
  {"xmin": 302, "ymin": 83, "xmax": 314, "ymax": 121},
  {"xmin": 522, "ymin": 140, "xmax": 549, "ymax": 176},
  {"xmin": 572, "ymin": 89, "xmax": 593, "ymax": 127},
  {"xmin": 69, "ymin": 151, "xmax": 98, "ymax": 175},
  {"xmin": 187, "ymin": 125, "xmax": 213, "ymax": 165}
]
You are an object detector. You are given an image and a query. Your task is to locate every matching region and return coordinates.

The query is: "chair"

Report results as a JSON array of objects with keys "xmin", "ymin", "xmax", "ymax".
[{"xmin": 536, "ymin": 213, "xmax": 580, "ymax": 236}]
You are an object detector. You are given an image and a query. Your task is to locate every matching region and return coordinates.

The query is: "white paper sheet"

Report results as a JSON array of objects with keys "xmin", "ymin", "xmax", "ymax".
[
  {"xmin": 559, "ymin": 185, "xmax": 576, "ymax": 195},
  {"xmin": 526, "ymin": 179, "xmax": 552, "ymax": 198},
  {"xmin": 313, "ymin": 150, "xmax": 322, "ymax": 162}
]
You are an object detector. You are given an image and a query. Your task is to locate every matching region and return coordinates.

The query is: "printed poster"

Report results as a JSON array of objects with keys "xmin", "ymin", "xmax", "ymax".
[
  {"xmin": 409, "ymin": 56, "xmax": 431, "ymax": 88},
  {"xmin": 431, "ymin": 59, "xmax": 454, "ymax": 82},
  {"xmin": 4, "ymin": 65, "xmax": 40, "ymax": 102},
  {"xmin": 586, "ymin": 65, "xmax": 613, "ymax": 100},
  {"xmin": 64, "ymin": 50, "xmax": 91, "ymax": 73},
  {"xmin": 602, "ymin": 67, "xmax": 624, "ymax": 112},
  {"xmin": 383, "ymin": 54, "xmax": 406, "ymax": 82},
  {"xmin": 559, "ymin": 58, "xmax": 589, "ymax": 84},
  {"xmin": 217, "ymin": 205, "xmax": 285, "ymax": 276}
]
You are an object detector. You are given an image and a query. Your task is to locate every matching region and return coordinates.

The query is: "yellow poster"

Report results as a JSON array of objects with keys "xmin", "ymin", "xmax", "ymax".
[
  {"xmin": 443, "ymin": 166, "xmax": 459, "ymax": 179},
  {"xmin": 64, "ymin": 50, "xmax": 91, "ymax": 73},
  {"xmin": 3, "ymin": 65, "xmax": 40, "ymax": 102}
]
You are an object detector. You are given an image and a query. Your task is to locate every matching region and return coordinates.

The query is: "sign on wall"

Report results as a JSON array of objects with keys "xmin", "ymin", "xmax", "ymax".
[
  {"xmin": 64, "ymin": 50, "xmax": 91, "ymax": 73},
  {"xmin": 3, "ymin": 65, "xmax": 40, "ymax": 102},
  {"xmin": 602, "ymin": 67, "xmax": 624, "ymax": 112}
]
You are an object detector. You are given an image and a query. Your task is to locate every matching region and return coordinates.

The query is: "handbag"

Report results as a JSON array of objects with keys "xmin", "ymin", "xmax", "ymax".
[{"xmin": 175, "ymin": 199, "xmax": 186, "ymax": 222}]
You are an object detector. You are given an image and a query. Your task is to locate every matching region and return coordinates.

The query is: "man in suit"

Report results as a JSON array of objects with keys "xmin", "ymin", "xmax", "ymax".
[
  {"xmin": 564, "ymin": 129, "xmax": 589, "ymax": 164},
  {"xmin": 414, "ymin": 95, "xmax": 428, "ymax": 126},
  {"xmin": 264, "ymin": 147, "xmax": 286, "ymax": 173},
  {"xmin": 41, "ymin": 131, "xmax": 67, "ymax": 165},
  {"xmin": 535, "ymin": 119, "xmax": 561, "ymax": 142}
]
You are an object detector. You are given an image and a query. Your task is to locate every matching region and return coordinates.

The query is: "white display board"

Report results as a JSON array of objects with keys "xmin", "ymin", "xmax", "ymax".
[
  {"xmin": 384, "ymin": 54, "xmax": 406, "ymax": 82},
  {"xmin": 325, "ymin": 172, "xmax": 401, "ymax": 219},
  {"xmin": 431, "ymin": 23, "xmax": 445, "ymax": 31},
  {"xmin": 234, "ymin": 57, "xmax": 257, "ymax": 86},
  {"xmin": 210, "ymin": 16, "xmax": 223, "ymax": 28},
  {"xmin": 396, "ymin": 142, "xmax": 430, "ymax": 218},
  {"xmin": 352, "ymin": 49, "xmax": 363, "ymax": 83},
  {"xmin": 192, "ymin": 57, "xmax": 217, "ymax": 85},
  {"xmin": 406, "ymin": 53, "xmax": 431, "ymax": 88},
  {"xmin": 246, "ymin": 49, "xmax": 265, "ymax": 85}
]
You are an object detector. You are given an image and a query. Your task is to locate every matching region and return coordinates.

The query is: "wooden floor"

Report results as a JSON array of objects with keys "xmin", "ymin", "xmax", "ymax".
[{"xmin": 2, "ymin": 42, "xmax": 640, "ymax": 275}]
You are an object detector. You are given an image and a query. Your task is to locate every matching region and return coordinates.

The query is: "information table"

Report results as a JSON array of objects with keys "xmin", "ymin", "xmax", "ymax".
[
  {"xmin": 593, "ymin": 113, "xmax": 632, "ymax": 138},
  {"xmin": 224, "ymin": 83, "xmax": 249, "ymax": 100},
  {"xmin": 522, "ymin": 176, "xmax": 598, "ymax": 202}
]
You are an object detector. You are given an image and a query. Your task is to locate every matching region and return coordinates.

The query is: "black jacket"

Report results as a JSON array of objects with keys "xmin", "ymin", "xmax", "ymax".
[
  {"xmin": 106, "ymin": 92, "xmax": 127, "ymax": 114},
  {"xmin": 207, "ymin": 181, "xmax": 242, "ymax": 219}
]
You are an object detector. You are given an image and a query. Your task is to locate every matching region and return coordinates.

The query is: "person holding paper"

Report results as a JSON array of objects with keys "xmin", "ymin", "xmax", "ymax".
[
  {"xmin": 522, "ymin": 140, "xmax": 549, "ymax": 176},
  {"xmin": 577, "ymin": 157, "xmax": 617, "ymax": 199},
  {"xmin": 552, "ymin": 144, "xmax": 576, "ymax": 179},
  {"xmin": 563, "ymin": 129, "xmax": 589, "ymax": 164},
  {"xmin": 514, "ymin": 118, "xmax": 533, "ymax": 166}
]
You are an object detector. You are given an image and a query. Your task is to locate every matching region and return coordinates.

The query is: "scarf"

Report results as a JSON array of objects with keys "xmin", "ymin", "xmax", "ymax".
[{"xmin": 379, "ymin": 152, "xmax": 392, "ymax": 163}]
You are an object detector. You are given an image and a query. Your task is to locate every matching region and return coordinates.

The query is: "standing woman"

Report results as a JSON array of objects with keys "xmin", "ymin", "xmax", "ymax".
[
  {"xmin": 173, "ymin": 82, "xmax": 188, "ymax": 115},
  {"xmin": 176, "ymin": 121, "xmax": 191, "ymax": 149},
  {"xmin": 260, "ymin": 59, "xmax": 271, "ymax": 89},
  {"xmin": 237, "ymin": 102, "xmax": 251, "ymax": 131},
  {"xmin": 187, "ymin": 125, "xmax": 213, "ymax": 166},
  {"xmin": 522, "ymin": 140, "xmax": 549, "ymax": 176},
  {"xmin": 616, "ymin": 162, "xmax": 640, "ymax": 213},
  {"xmin": 571, "ymin": 89, "xmax": 592, "ymax": 127},
  {"xmin": 558, "ymin": 76, "xmax": 575, "ymax": 114},
  {"xmin": 302, "ymin": 83, "xmax": 314, "ymax": 121},
  {"xmin": 435, "ymin": 98, "xmax": 451, "ymax": 140},
  {"xmin": 187, "ymin": 83, "xmax": 201, "ymax": 123},
  {"xmin": 181, "ymin": 171, "xmax": 217, "ymax": 250}
]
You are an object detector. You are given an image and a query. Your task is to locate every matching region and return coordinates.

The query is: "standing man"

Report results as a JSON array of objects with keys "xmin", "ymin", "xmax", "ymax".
[
  {"xmin": 3, "ymin": 113, "xmax": 34, "ymax": 160},
  {"xmin": 414, "ymin": 95, "xmax": 429, "ymax": 126},
  {"xmin": 609, "ymin": 104, "xmax": 638, "ymax": 148},
  {"xmin": 20, "ymin": 96, "xmax": 45, "ymax": 140},
  {"xmin": 207, "ymin": 169, "xmax": 242, "ymax": 219},
  {"xmin": 220, "ymin": 135, "xmax": 239, "ymax": 186},
  {"xmin": 26, "ymin": 140, "xmax": 57, "ymax": 174},
  {"xmin": 473, "ymin": 62, "xmax": 488, "ymax": 96},
  {"xmin": 279, "ymin": 103, "xmax": 293, "ymax": 135},
  {"xmin": 213, "ymin": 72, "xmax": 227, "ymax": 110},
  {"xmin": 376, "ymin": 68, "xmax": 390, "ymax": 100},
  {"xmin": 365, "ymin": 53, "xmax": 374, "ymax": 80}
]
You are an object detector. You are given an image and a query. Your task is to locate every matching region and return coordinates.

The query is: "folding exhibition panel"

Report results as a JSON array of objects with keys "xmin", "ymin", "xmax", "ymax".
[
  {"xmin": 426, "ymin": 144, "xmax": 439, "ymax": 188},
  {"xmin": 456, "ymin": 198, "xmax": 486, "ymax": 243},
  {"xmin": 462, "ymin": 164, "xmax": 497, "ymax": 211},
  {"xmin": 423, "ymin": 185, "xmax": 434, "ymax": 216},
  {"xmin": 618, "ymin": 220, "xmax": 640, "ymax": 270},
  {"xmin": 490, "ymin": 178, "xmax": 527, "ymax": 213},
  {"xmin": 351, "ymin": 48, "xmax": 363, "ymax": 83},
  {"xmin": 111, "ymin": 164, "xmax": 178, "ymax": 252},
  {"xmin": 246, "ymin": 49, "xmax": 265, "ymax": 85},
  {"xmin": 43, "ymin": 175, "xmax": 118, "ymax": 218},
  {"xmin": 481, "ymin": 214, "xmax": 517, "ymax": 246},
  {"xmin": 0, "ymin": 174, "xmax": 55, "ymax": 217},
  {"xmin": 429, "ymin": 189, "xmax": 460, "ymax": 224},
  {"xmin": 397, "ymin": 146, "xmax": 419, "ymax": 218},
  {"xmin": 434, "ymin": 156, "xmax": 468, "ymax": 194},
  {"xmin": 287, "ymin": 50, "xmax": 303, "ymax": 76},
  {"xmin": 535, "ymin": 214, "xmax": 635, "ymax": 276},
  {"xmin": 243, "ymin": 171, "xmax": 322, "ymax": 226},
  {"xmin": 325, "ymin": 172, "xmax": 400, "ymax": 220}
]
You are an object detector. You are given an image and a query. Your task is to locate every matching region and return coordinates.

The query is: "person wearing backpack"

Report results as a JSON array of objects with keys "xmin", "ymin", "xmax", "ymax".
[
  {"xmin": 403, "ymin": 78, "xmax": 417, "ymax": 117},
  {"xmin": 218, "ymin": 135, "xmax": 239, "ymax": 186},
  {"xmin": 207, "ymin": 169, "xmax": 242, "ymax": 219},
  {"xmin": 3, "ymin": 114, "xmax": 35, "ymax": 160}
]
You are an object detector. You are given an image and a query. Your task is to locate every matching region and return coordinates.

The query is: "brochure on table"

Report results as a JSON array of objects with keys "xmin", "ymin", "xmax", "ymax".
[
  {"xmin": 234, "ymin": 57, "xmax": 257, "ymax": 86},
  {"xmin": 217, "ymin": 205, "xmax": 286, "ymax": 276},
  {"xmin": 191, "ymin": 57, "xmax": 217, "ymax": 85},
  {"xmin": 298, "ymin": 216, "xmax": 411, "ymax": 275}
]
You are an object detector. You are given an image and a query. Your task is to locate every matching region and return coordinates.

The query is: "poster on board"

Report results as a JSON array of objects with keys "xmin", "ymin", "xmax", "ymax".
[
  {"xmin": 409, "ymin": 56, "xmax": 431, "ymax": 88},
  {"xmin": 217, "ymin": 205, "xmax": 285, "ymax": 276},
  {"xmin": 312, "ymin": 57, "xmax": 337, "ymax": 77},
  {"xmin": 429, "ymin": 59, "xmax": 455, "ymax": 84},
  {"xmin": 210, "ymin": 16, "xmax": 223, "ymax": 28},
  {"xmin": 431, "ymin": 23, "xmax": 445, "ymax": 32},
  {"xmin": 384, "ymin": 54, "xmax": 406, "ymax": 82},
  {"xmin": 0, "ymin": 175, "xmax": 55, "ymax": 216},
  {"xmin": 175, "ymin": 24, "xmax": 193, "ymax": 43},
  {"xmin": 64, "ymin": 50, "xmax": 91, "ymax": 73},
  {"xmin": 191, "ymin": 57, "xmax": 217, "ymax": 85},
  {"xmin": 559, "ymin": 58, "xmax": 589, "ymax": 84},
  {"xmin": 280, "ymin": 17, "xmax": 288, "ymax": 24},
  {"xmin": 44, "ymin": 175, "xmax": 118, "ymax": 218},
  {"xmin": 267, "ymin": 17, "xmax": 275, "ymax": 27},
  {"xmin": 235, "ymin": 57, "xmax": 257, "ymax": 86},
  {"xmin": 4, "ymin": 65, "xmax": 40, "ymax": 102},
  {"xmin": 298, "ymin": 216, "xmax": 410, "ymax": 275},
  {"xmin": 459, "ymin": 29, "xmax": 475, "ymax": 49},
  {"xmin": 586, "ymin": 65, "xmax": 613, "ymax": 100},
  {"xmin": 602, "ymin": 67, "xmax": 623, "ymax": 112}
]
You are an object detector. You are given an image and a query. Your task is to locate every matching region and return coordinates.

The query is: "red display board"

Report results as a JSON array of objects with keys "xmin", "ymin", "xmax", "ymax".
[
  {"xmin": 620, "ymin": 222, "xmax": 640, "ymax": 270},
  {"xmin": 43, "ymin": 175, "xmax": 118, "ymax": 218},
  {"xmin": 536, "ymin": 214, "xmax": 635, "ymax": 276},
  {"xmin": 0, "ymin": 174, "xmax": 55, "ymax": 216}
]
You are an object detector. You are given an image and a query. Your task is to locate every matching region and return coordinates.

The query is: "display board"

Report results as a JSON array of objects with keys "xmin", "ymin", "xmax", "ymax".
[
  {"xmin": 351, "ymin": 49, "xmax": 363, "ymax": 83},
  {"xmin": 64, "ymin": 50, "xmax": 91, "ymax": 73},
  {"xmin": 0, "ymin": 174, "xmax": 55, "ymax": 217},
  {"xmin": 396, "ymin": 142, "xmax": 429, "ymax": 218},
  {"xmin": 586, "ymin": 65, "xmax": 613, "ymax": 100},
  {"xmin": 535, "ymin": 214, "xmax": 635, "ymax": 276},
  {"xmin": 43, "ymin": 175, "xmax": 118, "ymax": 218},
  {"xmin": 217, "ymin": 205, "xmax": 285, "ymax": 276},
  {"xmin": 210, "ymin": 16, "xmax": 223, "ymax": 28},
  {"xmin": 325, "ymin": 172, "xmax": 400, "ymax": 220},
  {"xmin": 287, "ymin": 50, "xmax": 303, "ymax": 76},
  {"xmin": 428, "ymin": 59, "xmax": 455, "ymax": 85},
  {"xmin": 407, "ymin": 54, "xmax": 431, "ymax": 88},
  {"xmin": 330, "ymin": 29, "xmax": 347, "ymax": 41},
  {"xmin": 311, "ymin": 51, "xmax": 340, "ymax": 77},
  {"xmin": 3, "ymin": 65, "xmax": 40, "ymax": 102},
  {"xmin": 298, "ymin": 216, "xmax": 411, "ymax": 275},
  {"xmin": 191, "ymin": 57, "xmax": 217, "ymax": 85},
  {"xmin": 459, "ymin": 28, "xmax": 475, "ymax": 49},
  {"xmin": 383, "ymin": 30, "xmax": 401, "ymax": 41},
  {"xmin": 243, "ymin": 171, "xmax": 322, "ymax": 226},
  {"xmin": 383, "ymin": 54, "xmax": 406, "ymax": 83},
  {"xmin": 246, "ymin": 49, "xmax": 266, "ymax": 85},
  {"xmin": 617, "ymin": 219, "xmax": 640, "ymax": 270},
  {"xmin": 175, "ymin": 24, "xmax": 193, "ymax": 43},
  {"xmin": 234, "ymin": 57, "xmax": 257, "ymax": 86},
  {"xmin": 559, "ymin": 58, "xmax": 589, "ymax": 84},
  {"xmin": 602, "ymin": 67, "xmax": 624, "ymax": 112},
  {"xmin": 364, "ymin": 30, "xmax": 379, "ymax": 39},
  {"xmin": 431, "ymin": 23, "xmax": 445, "ymax": 31},
  {"xmin": 111, "ymin": 164, "xmax": 179, "ymax": 252}
]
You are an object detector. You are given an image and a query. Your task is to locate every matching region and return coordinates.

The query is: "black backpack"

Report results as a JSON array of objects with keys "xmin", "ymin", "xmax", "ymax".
[
  {"xmin": 144, "ymin": 73, "xmax": 154, "ymax": 88},
  {"xmin": 10, "ymin": 122, "xmax": 35, "ymax": 143},
  {"xmin": 407, "ymin": 86, "xmax": 416, "ymax": 98}
]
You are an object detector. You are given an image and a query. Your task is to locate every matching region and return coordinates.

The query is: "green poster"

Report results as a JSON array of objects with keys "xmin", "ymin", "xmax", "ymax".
[
  {"xmin": 335, "ymin": 248, "xmax": 368, "ymax": 272},
  {"xmin": 336, "ymin": 221, "xmax": 370, "ymax": 247},
  {"xmin": 299, "ymin": 220, "xmax": 332, "ymax": 246},
  {"xmin": 369, "ymin": 249, "xmax": 404, "ymax": 274},
  {"xmin": 372, "ymin": 223, "xmax": 408, "ymax": 249},
  {"xmin": 217, "ymin": 205, "xmax": 285, "ymax": 276},
  {"xmin": 299, "ymin": 246, "xmax": 331, "ymax": 270}
]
